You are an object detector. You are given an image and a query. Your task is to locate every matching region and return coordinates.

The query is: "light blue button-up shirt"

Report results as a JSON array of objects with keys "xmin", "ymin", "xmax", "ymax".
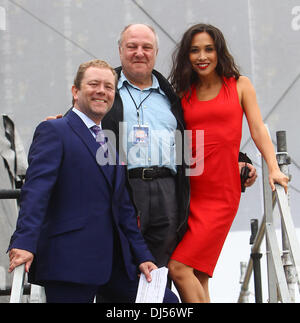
[{"xmin": 118, "ymin": 72, "xmax": 177, "ymax": 173}]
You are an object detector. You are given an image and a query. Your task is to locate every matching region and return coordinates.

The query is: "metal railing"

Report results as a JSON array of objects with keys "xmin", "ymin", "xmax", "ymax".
[
  {"xmin": 238, "ymin": 131, "xmax": 300, "ymax": 303},
  {"xmin": 8, "ymin": 264, "xmax": 46, "ymax": 303},
  {"xmin": 0, "ymin": 188, "xmax": 46, "ymax": 303},
  {"xmin": 0, "ymin": 189, "xmax": 21, "ymax": 200}
]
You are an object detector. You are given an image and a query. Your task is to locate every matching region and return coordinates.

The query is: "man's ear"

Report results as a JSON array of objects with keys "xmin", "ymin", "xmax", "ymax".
[{"xmin": 71, "ymin": 85, "xmax": 79, "ymax": 101}]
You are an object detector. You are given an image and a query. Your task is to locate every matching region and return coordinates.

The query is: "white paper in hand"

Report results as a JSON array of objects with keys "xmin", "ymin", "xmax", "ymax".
[{"xmin": 135, "ymin": 267, "xmax": 168, "ymax": 303}]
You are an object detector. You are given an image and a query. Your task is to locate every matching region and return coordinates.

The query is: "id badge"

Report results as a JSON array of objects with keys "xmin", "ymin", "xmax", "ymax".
[{"xmin": 133, "ymin": 125, "xmax": 149, "ymax": 145}]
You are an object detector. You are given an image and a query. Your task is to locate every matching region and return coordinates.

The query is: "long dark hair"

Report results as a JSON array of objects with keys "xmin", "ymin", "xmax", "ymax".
[{"xmin": 169, "ymin": 23, "xmax": 240, "ymax": 97}]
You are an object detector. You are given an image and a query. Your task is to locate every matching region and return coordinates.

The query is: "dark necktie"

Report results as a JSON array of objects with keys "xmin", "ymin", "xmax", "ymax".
[
  {"xmin": 90, "ymin": 125, "xmax": 109, "ymax": 161},
  {"xmin": 90, "ymin": 125, "xmax": 105, "ymax": 145},
  {"xmin": 90, "ymin": 125, "xmax": 115, "ymax": 184}
]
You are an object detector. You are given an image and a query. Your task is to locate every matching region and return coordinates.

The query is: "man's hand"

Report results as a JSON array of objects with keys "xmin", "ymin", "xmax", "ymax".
[
  {"xmin": 139, "ymin": 261, "xmax": 157, "ymax": 282},
  {"xmin": 9, "ymin": 248, "xmax": 34, "ymax": 273},
  {"xmin": 239, "ymin": 162, "xmax": 257, "ymax": 188},
  {"xmin": 45, "ymin": 114, "xmax": 63, "ymax": 121}
]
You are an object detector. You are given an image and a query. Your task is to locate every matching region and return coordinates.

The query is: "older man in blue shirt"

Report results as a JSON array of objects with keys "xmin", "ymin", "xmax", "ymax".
[{"xmin": 102, "ymin": 24, "xmax": 189, "ymax": 269}]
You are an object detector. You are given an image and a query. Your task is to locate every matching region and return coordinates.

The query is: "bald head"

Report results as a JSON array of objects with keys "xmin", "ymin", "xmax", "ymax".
[
  {"xmin": 118, "ymin": 24, "xmax": 159, "ymax": 50},
  {"xmin": 118, "ymin": 24, "xmax": 159, "ymax": 89}
]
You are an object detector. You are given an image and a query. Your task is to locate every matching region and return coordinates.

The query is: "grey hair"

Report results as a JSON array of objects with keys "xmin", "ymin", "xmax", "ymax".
[{"xmin": 118, "ymin": 23, "xmax": 159, "ymax": 49}]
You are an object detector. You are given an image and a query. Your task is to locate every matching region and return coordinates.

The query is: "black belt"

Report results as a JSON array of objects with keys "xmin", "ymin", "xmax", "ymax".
[{"xmin": 128, "ymin": 167, "xmax": 173, "ymax": 180}]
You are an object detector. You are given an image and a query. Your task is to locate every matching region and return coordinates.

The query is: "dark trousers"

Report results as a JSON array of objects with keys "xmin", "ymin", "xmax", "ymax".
[
  {"xmin": 44, "ymin": 234, "xmax": 179, "ymax": 303},
  {"xmin": 44, "ymin": 281, "xmax": 178, "ymax": 303},
  {"xmin": 129, "ymin": 176, "xmax": 179, "ymax": 267}
]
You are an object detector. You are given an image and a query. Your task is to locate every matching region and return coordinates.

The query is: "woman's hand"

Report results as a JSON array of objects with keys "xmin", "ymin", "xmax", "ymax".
[
  {"xmin": 269, "ymin": 169, "xmax": 289, "ymax": 193},
  {"xmin": 239, "ymin": 162, "xmax": 257, "ymax": 188}
]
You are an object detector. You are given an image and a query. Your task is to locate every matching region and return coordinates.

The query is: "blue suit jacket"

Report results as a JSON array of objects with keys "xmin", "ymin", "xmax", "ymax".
[{"xmin": 9, "ymin": 111, "xmax": 154, "ymax": 285}]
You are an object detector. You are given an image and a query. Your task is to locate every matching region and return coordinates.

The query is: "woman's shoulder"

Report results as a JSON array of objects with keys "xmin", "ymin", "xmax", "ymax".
[
  {"xmin": 224, "ymin": 75, "xmax": 249, "ymax": 84},
  {"xmin": 236, "ymin": 75, "xmax": 253, "ymax": 87},
  {"xmin": 236, "ymin": 75, "xmax": 257, "ymax": 107},
  {"xmin": 236, "ymin": 75, "xmax": 256, "ymax": 94}
]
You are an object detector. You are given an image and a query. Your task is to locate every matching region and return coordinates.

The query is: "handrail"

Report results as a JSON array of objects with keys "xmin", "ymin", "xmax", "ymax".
[
  {"xmin": 238, "ymin": 194, "xmax": 277, "ymax": 303},
  {"xmin": 238, "ymin": 130, "xmax": 299, "ymax": 303},
  {"xmin": 1, "ymin": 188, "xmax": 45, "ymax": 303},
  {"xmin": 0, "ymin": 189, "xmax": 21, "ymax": 199},
  {"xmin": 9, "ymin": 264, "xmax": 26, "ymax": 303},
  {"xmin": 275, "ymin": 184, "xmax": 300, "ymax": 290}
]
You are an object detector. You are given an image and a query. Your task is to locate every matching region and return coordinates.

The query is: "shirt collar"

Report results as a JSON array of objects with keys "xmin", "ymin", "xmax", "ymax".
[
  {"xmin": 118, "ymin": 71, "xmax": 165, "ymax": 96},
  {"xmin": 72, "ymin": 107, "xmax": 101, "ymax": 129}
]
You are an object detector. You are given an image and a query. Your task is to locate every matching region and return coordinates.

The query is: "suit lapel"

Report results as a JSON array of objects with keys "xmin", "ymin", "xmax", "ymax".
[{"xmin": 65, "ymin": 111, "xmax": 114, "ymax": 189}]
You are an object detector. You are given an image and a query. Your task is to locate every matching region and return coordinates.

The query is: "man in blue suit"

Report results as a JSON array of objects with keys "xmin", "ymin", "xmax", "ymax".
[{"xmin": 8, "ymin": 59, "xmax": 178, "ymax": 303}]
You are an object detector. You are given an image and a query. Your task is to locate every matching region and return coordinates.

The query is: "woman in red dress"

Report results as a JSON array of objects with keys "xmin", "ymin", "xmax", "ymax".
[{"xmin": 168, "ymin": 24, "xmax": 289, "ymax": 303}]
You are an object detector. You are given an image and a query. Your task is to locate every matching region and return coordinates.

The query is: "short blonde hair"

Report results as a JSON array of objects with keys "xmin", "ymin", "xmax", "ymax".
[
  {"xmin": 73, "ymin": 59, "xmax": 117, "ymax": 89},
  {"xmin": 72, "ymin": 59, "xmax": 117, "ymax": 105}
]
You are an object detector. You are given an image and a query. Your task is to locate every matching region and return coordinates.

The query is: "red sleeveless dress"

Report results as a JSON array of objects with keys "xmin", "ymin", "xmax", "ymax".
[{"xmin": 171, "ymin": 77, "xmax": 243, "ymax": 277}]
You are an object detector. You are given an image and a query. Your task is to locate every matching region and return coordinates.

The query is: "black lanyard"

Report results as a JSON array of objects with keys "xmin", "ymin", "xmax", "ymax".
[{"xmin": 124, "ymin": 83, "xmax": 153, "ymax": 126}]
